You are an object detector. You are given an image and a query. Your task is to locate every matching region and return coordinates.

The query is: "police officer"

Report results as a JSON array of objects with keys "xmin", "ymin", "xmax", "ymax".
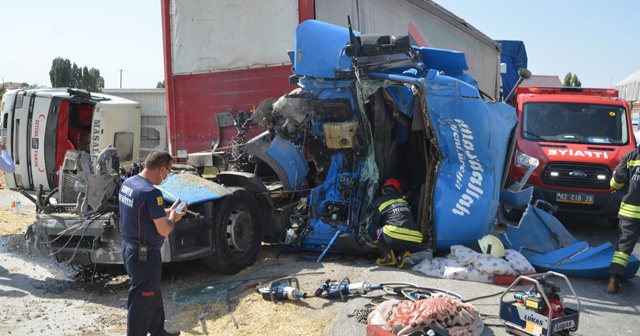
[
  {"xmin": 368, "ymin": 178, "xmax": 423, "ymax": 268},
  {"xmin": 608, "ymin": 144, "xmax": 640, "ymax": 294},
  {"xmin": 119, "ymin": 150, "xmax": 186, "ymax": 336}
]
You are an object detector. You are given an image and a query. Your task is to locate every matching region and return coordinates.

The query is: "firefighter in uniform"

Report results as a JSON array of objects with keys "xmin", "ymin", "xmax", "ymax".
[
  {"xmin": 368, "ymin": 178, "xmax": 424, "ymax": 268},
  {"xmin": 119, "ymin": 150, "xmax": 187, "ymax": 336},
  {"xmin": 608, "ymin": 145, "xmax": 640, "ymax": 293}
]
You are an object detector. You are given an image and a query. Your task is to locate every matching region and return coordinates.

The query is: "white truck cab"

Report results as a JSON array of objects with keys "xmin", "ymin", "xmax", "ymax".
[{"xmin": 1, "ymin": 88, "xmax": 141, "ymax": 190}]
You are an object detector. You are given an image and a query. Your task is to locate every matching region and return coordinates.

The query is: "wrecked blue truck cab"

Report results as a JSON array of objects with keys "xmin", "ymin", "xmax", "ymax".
[
  {"xmin": 246, "ymin": 19, "xmax": 520, "ymax": 254},
  {"xmin": 243, "ymin": 20, "xmax": 639, "ymax": 278}
]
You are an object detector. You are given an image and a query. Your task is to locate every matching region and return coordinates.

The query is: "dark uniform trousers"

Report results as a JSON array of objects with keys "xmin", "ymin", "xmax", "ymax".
[
  {"xmin": 377, "ymin": 231, "xmax": 424, "ymax": 255},
  {"xmin": 610, "ymin": 217, "xmax": 640, "ymax": 276},
  {"xmin": 367, "ymin": 224, "xmax": 424, "ymax": 255},
  {"xmin": 122, "ymin": 242, "xmax": 165, "ymax": 336}
]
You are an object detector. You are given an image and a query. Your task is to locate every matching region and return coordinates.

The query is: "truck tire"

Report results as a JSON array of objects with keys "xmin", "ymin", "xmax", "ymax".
[{"xmin": 203, "ymin": 188, "xmax": 262, "ymax": 274}]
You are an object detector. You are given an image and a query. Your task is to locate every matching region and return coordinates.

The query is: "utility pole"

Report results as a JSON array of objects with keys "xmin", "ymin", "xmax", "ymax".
[{"xmin": 119, "ymin": 69, "xmax": 123, "ymax": 88}]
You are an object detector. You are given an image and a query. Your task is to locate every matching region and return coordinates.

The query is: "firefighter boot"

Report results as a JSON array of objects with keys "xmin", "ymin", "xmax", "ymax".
[
  {"xmin": 397, "ymin": 251, "xmax": 413, "ymax": 269},
  {"xmin": 607, "ymin": 275, "xmax": 622, "ymax": 294},
  {"xmin": 376, "ymin": 250, "xmax": 397, "ymax": 267}
]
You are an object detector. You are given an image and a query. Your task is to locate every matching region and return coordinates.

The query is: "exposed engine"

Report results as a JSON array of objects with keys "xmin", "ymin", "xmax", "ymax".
[{"xmin": 247, "ymin": 69, "xmax": 430, "ymax": 254}]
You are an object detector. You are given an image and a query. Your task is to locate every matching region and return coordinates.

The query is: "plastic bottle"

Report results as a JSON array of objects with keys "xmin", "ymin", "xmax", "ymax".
[
  {"xmin": 15, "ymin": 199, "xmax": 21, "ymax": 214},
  {"xmin": 10, "ymin": 197, "xmax": 16, "ymax": 213}
]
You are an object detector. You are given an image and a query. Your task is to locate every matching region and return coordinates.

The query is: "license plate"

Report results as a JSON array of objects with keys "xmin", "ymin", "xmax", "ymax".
[{"xmin": 556, "ymin": 192, "xmax": 594, "ymax": 205}]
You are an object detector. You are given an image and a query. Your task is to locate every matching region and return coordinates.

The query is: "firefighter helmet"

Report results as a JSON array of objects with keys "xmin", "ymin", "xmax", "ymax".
[
  {"xmin": 383, "ymin": 178, "xmax": 401, "ymax": 193},
  {"xmin": 478, "ymin": 234, "xmax": 505, "ymax": 258}
]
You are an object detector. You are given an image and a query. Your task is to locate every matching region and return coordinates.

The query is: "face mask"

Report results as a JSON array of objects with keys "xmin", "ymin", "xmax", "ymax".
[{"xmin": 158, "ymin": 168, "xmax": 169, "ymax": 186}]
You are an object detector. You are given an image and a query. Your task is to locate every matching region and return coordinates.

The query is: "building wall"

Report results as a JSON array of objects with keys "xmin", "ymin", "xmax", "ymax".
[{"xmin": 102, "ymin": 88, "xmax": 167, "ymax": 160}]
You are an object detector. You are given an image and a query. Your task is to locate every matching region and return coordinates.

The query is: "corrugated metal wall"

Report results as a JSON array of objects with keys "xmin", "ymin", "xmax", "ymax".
[{"xmin": 103, "ymin": 89, "xmax": 167, "ymax": 160}]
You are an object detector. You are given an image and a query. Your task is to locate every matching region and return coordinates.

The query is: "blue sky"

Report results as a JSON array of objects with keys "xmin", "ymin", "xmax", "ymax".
[
  {"xmin": 0, "ymin": 1, "xmax": 637, "ymax": 89},
  {"xmin": 0, "ymin": 1, "xmax": 163, "ymax": 89},
  {"xmin": 434, "ymin": 0, "xmax": 639, "ymax": 88}
]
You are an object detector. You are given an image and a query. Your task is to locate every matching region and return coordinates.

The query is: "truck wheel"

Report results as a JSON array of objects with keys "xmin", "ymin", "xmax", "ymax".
[
  {"xmin": 607, "ymin": 217, "xmax": 620, "ymax": 230},
  {"xmin": 203, "ymin": 188, "xmax": 262, "ymax": 274}
]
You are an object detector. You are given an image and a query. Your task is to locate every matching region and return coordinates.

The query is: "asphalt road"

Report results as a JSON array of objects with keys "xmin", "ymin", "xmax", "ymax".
[
  {"xmin": 328, "ymin": 214, "xmax": 640, "ymax": 336},
  {"xmin": 3, "ymin": 188, "xmax": 638, "ymax": 335}
]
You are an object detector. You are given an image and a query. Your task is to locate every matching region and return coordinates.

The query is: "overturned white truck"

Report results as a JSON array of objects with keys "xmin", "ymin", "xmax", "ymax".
[
  {"xmin": 19, "ymin": 20, "xmax": 639, "ymax": 278},
  {"xmin": 1, "ymin": 88, "xmax": 141, "ymax": 191}
]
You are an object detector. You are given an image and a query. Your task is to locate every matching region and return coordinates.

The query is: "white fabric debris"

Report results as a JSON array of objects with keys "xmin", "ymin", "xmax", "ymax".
[{"xmin": 412, "ymin": 245, "xmax": 536, "ymax": 283}]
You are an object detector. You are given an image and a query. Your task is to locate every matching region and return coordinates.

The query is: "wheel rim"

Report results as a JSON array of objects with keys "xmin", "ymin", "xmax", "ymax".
[{"xmin": 226, "ymin": 207, "xmax": 253, "ymax": 254}]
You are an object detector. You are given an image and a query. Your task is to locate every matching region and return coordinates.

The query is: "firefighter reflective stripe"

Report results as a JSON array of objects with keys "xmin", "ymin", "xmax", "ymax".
[
  {"xmin": 626, "ymin": 160, "xmax": 640, "ymax": 168},
  {"xmin": 610, "ymin": 177, "xmax": 624, "ymax": 190},
  {"xmin": 378, "ymin": 198, "xmax": 408, "ymax": 212},
  {"xmin": 618, "ymin": 149, "xmax": 640, "ymax": 220},
  {"xmin": 620, "ymin": 158, "xmax": 640, "ymax": 192},
  {"xmin": 382, "ymin": 225, "xmax": 423, "ymax": 243},
  {"xmin": 611, "ymin": 251, "xmax": 630, "ymax": 267},
  {"xmin": 619, "ymin": 202, "xmax": 640, "ymax": 219}
]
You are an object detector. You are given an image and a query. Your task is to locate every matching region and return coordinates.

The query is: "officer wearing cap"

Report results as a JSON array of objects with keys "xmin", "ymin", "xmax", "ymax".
[{"xmin": 368, "ymin": 178, "xmax": 423, "ymax": 268}]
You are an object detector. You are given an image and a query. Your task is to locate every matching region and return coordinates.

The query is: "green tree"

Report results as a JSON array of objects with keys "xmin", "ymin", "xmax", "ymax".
[
  {"xmin": 156, "ymin": 80, "xmax": 165, "ymax": 88},
  {"xmin": 563, "ymin": 72, "xmax": 582, "ymax": 87},
  {"xmin": 571, "ymin": 74, "xmax": 582, "ymax": 87},
  {"xmin": 563, "ymin": 72, "xmax": 572, "ymax": 86},
  {"xmin": 49, "ymin": 57, "xmax": 104, "ymax": 92},
  {"xmin": 81, "ymin": 66, "xmax": 92, "ymax": 89},
  {"xmin": 71, "ymin": 63, "xmax": 81, "ymax": 88},
  {"xmin": 50, "ymin": 57, "xmax": 73, "ymax": 88}
]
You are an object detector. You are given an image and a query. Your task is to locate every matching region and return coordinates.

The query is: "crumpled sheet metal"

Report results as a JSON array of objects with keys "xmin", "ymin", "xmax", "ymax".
[{"xmin": 157, "ymin": 173, "xmax": 232, "ymax": 205}]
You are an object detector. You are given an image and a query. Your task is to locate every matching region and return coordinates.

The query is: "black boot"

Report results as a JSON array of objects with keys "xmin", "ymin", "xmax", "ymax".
[{"xmin": 607, "ymin": 275, "xmax": 622, "ymax": 294}]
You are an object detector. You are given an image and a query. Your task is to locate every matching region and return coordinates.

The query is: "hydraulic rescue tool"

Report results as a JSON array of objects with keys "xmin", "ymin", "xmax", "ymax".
[
  {"xmin": 499, "ymin": 272, "xmax": 580, "ymax": 336},
  {"xmin": 256, "ymin": 277, "xmax": 307, "ymax": 301},
  {"xmin": 314, "ymin": 278, "xmax": 382, "ymax": 300}
]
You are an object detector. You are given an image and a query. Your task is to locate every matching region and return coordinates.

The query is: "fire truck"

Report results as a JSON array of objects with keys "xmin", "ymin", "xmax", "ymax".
[{"xmin": 508, "ymin": 86, "xmax": 636, "ymax": 227}]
